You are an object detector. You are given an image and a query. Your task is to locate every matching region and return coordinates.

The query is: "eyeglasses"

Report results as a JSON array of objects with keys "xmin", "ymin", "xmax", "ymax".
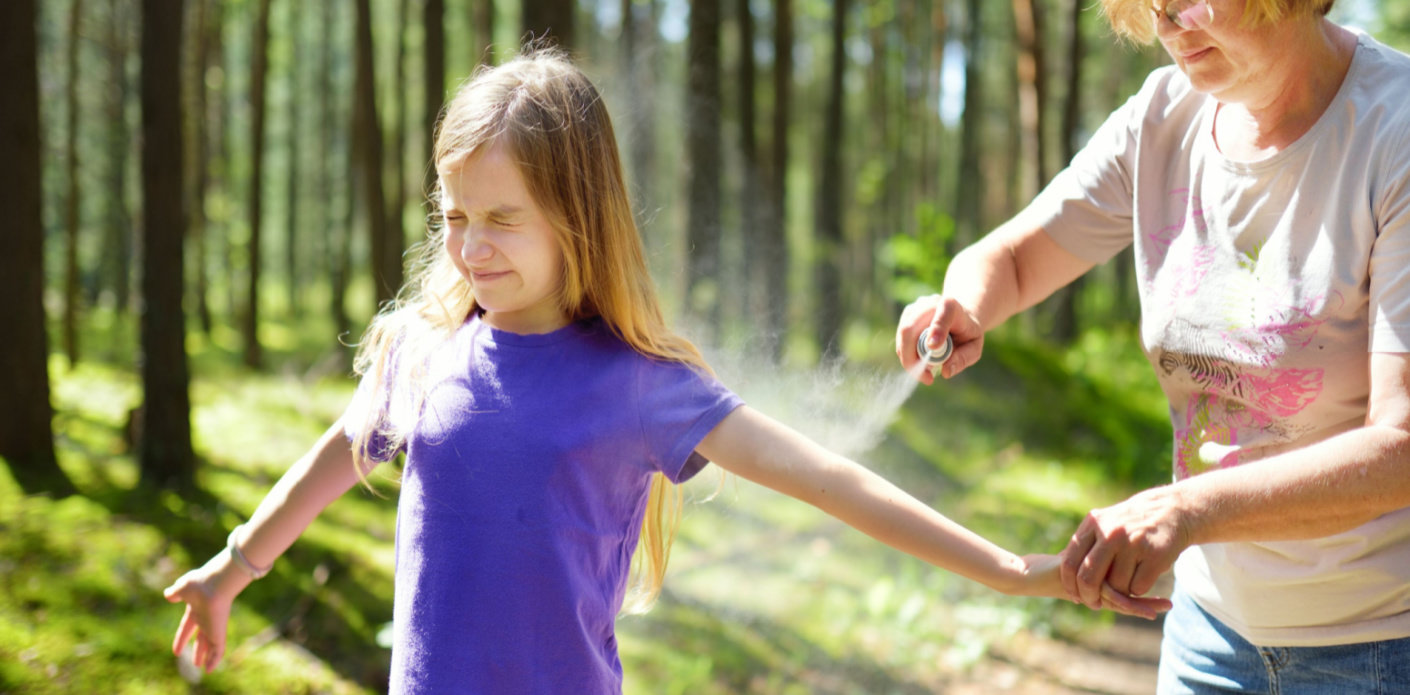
[{"xmin": 1153, "ymin": 0, "xmax": 1214, "ymax": 30}]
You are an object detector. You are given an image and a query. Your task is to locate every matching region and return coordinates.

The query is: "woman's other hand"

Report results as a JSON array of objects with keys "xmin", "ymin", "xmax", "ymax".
[{"xmin": 1058, "ymin": 485, "xmax": 1194, "ymax": 611}]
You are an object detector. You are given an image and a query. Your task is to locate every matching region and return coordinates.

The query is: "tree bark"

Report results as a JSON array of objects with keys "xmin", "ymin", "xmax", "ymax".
[
  {"xmin": 63, "ymin": 0, "xmax": 85, "ymax": 368},
  {"xmin": 187, "ymin": 0, "xmax": 213, "ymax": 335},
  {"xmin": 138, "ymin": 0, "xmax": 196, "ymax": 491},
  {"xmin": 685, "ymin": 0, "xmax": 722, "ymax": 339},
  {"xmin": 734, "ymin": 0, "xmax": 760, "ymax": 332},
  {"xmin": 321, "ymin": 1, "xmax": 352, "ymax": 357},
  {"xmin": 101, "ymin": 0, "xmax": 135, "ymax": 322},
  {"xmin": 954, "ymin": 0, "xmax": 985, "ymax": 244},
  {"xmin": 424, "ymin": 0, "xmax": 445, "ymax": 174},
  {"xmin": 285, "ymin": 0, "xmax": 303, "ymax": 318},
  {"xmin": 0, "ymin": 0, "xmax": 74, "ymax": 497},
  {"xmin": 1049, "ymin": 0, "xmax": 1087, "ymax": 343},
  {"xmin": 1011, "ymin": 0, "xmax": 1049, "ymax": 199},
  {"xmin": 763, "ymin": 0, "xmax": 793, "ymax": 362},
  {"xmin": 813, "ymin": 0, "xmax": 847, "ymax": 356},
  {"xmin": 522, "ymin": 0, "xmax": 574, "ymax": 51},
  {"xmin": 473, "ymin": 0, "xmax": 493, "ymax": 65},
  {"xmin": 354, "ymin": 0, "xmax": 396, "ymax": 308},
  {"xmin": 389, "ymin": 0, "xmax": 411, "ymax": 298},
  {"xmin": 243, "ymin": 0, "xmax": 272, "ymax": 368}
]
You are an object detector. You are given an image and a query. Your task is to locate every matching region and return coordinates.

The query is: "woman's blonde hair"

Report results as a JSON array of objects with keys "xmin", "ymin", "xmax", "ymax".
[
  {"xmin": 1102, "ymin": 0, "xmax": 1336, "ymax": 44},
  {"xmin": 350, "ymin": 47, "xmax": 710, "ymax": 613}
]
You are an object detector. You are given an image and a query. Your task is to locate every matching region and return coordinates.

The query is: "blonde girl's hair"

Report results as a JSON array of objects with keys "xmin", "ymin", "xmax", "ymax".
[
  {"xmin": 1102, "ymin": 0, "xmax": 1336, "ymax": 44},
  {"xmin": 349, "ymin": 47, "xmax": 710, "ymax": 614}
]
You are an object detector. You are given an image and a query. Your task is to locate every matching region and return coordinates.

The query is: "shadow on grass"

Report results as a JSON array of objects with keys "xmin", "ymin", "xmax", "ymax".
[
  {"xmin": 629, "ymin": 588, "xmax": 939, "ymax": 695},
  {"xmin": 100, "ymin": 471, "xmax": 394, "ymax": 692}
]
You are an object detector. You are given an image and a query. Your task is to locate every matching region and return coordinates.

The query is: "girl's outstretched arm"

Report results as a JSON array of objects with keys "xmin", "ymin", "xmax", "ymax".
[
  {"xmin": 163, "ymin": 419, "xmax": 369, "ymax": 672},
  {"xmin": 695, "ymin": 406, "xmax": 1170, "ymax": 618}
]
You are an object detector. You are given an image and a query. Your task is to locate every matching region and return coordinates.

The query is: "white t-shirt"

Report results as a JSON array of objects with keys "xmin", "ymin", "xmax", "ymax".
[{"xmin": 1034, "ymin": 31, "xmax": 1410, "ymax": 646}]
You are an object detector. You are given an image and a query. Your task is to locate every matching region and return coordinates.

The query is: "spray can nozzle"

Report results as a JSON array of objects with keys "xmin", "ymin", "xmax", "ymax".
[{"xmin": 916, "ymin": 327, "xmax": 954, "ymax": 376}]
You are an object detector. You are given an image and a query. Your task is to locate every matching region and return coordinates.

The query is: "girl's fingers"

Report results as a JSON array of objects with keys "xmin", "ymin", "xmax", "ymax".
[{"xmin": 173, "ymin": 605, "xmax": 197, "ymax": 656}]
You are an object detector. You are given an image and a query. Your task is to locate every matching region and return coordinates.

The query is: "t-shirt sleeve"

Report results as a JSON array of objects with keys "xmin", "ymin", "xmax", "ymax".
[
  {"xmin": 1369, "ymin": 121, "xmax": 1410, "ymax": 352},
  {"xmin": 635, "ymin": 359, "xmax": 744, "ymax": 484},
  {"xmin": 1029, "ymin": 73, "xmax": 1157, "ymax": 264},
  {"xmin": 342, "ymin": 360, "xmax": 407, "ymax": 464}
]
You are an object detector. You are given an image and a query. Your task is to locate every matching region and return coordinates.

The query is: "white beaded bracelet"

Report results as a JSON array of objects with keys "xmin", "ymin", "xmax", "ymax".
[{"xmin": 226, "ymin": 524, "xmax": 273, "ymax": 579}]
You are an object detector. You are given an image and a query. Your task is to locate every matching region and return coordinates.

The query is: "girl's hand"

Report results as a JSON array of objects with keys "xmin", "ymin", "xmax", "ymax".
[
  {"xmin": 895, "ymin": 294, "xmax": 985, "ymax": 384},
  {"xmin": 1012, "ymin": 553, "xmax": 1171, "ymax": 620},
  {"xmin": 163, "ymin": 551, "xmax": 250, "ymax": 673}
]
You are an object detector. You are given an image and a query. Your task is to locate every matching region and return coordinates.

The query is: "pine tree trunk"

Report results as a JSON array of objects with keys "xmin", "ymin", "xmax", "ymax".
[
  {"xmin": 954, "ymin": 0, "xmax": 985, "ymax": 244},
  {"xmin": 685, "ymin": 0, "xmax": 722, "ymax": 340},
  {"xmin": 63, "ymin": 0, "xmax": 85, "ymax": 368},
  {"xmin": 813, "ymin": 0, "xmax": 847, "ymax": 357},
  {"xmin": 764, "ymin": 0, "xmax": 793, "ymax": 363},
  {"xmin": 285, "ymin": 0, "xmax": 303, "ymax": 318},
  {"xmin": 187, "ymin": 0, "xmax": 213, "ymax": 336},
  {"xmin": 424, "ymin": 0, "xmax": 444, "ymax": 173},
  {"xmin": 733, "ymin": 0, "xmax": 760, "ymax": 333},
  {"xmin": 243, "ymin": 0, "xmax": 272, "ymax": 369},
  {"xmin": 101, "ymin": 0, "xmax": 135, "ymax": 322},
  {"xmin": 354, "ymin": 0, "xmax": 395, "ymax": 308},
  {"xmin": 0, "ymin": 0, "xmax": 74, "ymax": 497},
  {"xmin": 472, "ymin": 0, "xmax": 494, "ymax": 65},
  {"xmin": 522, "ymin": 0, "xmax": 574, "ymax": 51},
  {"xmin": 138, "ymin": 0, "xmax": 196, "ymax": 491}
]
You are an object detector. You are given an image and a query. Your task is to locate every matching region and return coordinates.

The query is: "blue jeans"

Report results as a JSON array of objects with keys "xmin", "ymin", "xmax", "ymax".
[{"xmin": 1157, "ymin": 587, "xmax": 1410, "ymax": 694}]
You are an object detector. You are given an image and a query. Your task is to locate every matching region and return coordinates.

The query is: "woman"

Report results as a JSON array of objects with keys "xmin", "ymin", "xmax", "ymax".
[{"xmin": 897, "ymin": 0, "xmax": 1410, "ymax": 691}]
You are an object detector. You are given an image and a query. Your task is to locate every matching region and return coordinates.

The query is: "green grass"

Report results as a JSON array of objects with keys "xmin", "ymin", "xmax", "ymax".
[{"xmin": 5, "ymin": 312, "xmax": 1170, "ymax": 693}]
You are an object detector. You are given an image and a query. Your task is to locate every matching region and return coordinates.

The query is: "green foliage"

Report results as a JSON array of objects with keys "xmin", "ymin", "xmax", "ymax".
[{"xmin": 885, "ymin": 203, "xmax": 957, "ymax": 301}]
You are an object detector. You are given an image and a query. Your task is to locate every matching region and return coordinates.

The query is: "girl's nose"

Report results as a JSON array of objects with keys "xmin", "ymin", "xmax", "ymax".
[{"xmin": 459, "ymin": 225, "xmax": 495, "ymax": 264}]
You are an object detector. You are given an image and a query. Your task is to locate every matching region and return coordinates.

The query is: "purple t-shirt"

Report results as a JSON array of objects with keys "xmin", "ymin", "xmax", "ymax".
[{"xmin": 344, "ymin": 315, "xmax": 742, "ymax": 693}]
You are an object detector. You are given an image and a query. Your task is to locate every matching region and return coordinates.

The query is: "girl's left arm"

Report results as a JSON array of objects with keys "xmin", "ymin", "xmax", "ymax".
[{"xmin": 695, "ymin": 406, "xmax": 1169, "ymax": 618}]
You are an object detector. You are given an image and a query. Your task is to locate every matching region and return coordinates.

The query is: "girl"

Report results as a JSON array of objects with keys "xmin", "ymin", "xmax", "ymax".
[{"xmin": 164, "ymin": 49, "xmax": 1167, "ymax": 693}]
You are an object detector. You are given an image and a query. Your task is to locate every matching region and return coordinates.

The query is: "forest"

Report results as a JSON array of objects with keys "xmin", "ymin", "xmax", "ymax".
[{"xmin": 4, "ymin": 0, "xmax": 1409, "ymax": 692}]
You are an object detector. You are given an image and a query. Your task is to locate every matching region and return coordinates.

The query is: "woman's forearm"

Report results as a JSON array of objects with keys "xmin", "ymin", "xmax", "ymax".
[{"xmin": 1177, "ymin": 423, "xmax": 1410, "ymax": 545}]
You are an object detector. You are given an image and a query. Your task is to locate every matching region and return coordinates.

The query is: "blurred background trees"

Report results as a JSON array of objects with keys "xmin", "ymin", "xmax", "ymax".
[{"xmin": 14, "ymin": 0, "xmax": 1402, "ymax": 488}]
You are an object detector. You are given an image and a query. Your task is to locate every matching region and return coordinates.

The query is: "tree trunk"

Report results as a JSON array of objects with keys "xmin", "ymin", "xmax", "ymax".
[
  {"xmin": 1011, "ymin": 0, "xmax": 1049, "ymax": 200},
  {"xmin": 473, "ymin": 0, "xmax": 494, "ymax": 65},
  {"xmin": 389, "ymin": 0, "xmax": 411, "ymax": 297},
  {"xmin": 734, "ymin": 0, "xmax": 760, "ymax": 333},
  {"xmin": 0, "ymin": 0, "xmax": 74, "ymax": 497},
  {"xmin": 954, "ymin": 0, "xmax": 985, "ymax": 244},
  {"xmin": 813, "ymin": 0, "xmax": 847, "ymax": 357},
  {"xmin": 321, "ymin": 1, "xmax": 351, "ymax": 357},
  {"xmin": 187, "ymin": 0, "xmax": 213, "ymax": 336},
  {"xmin": 138, "ymin": 0, "xmax": 196, "ymax": 491},
  {"xmin": 522, "ymin": 0, "xmax": 574, "ymax": 51},
  {"xmin": 101, "ymin": 0, "xmax": 135, "ymax": 322},
  {"xmin": 764, "ymin": 0, "xmax": 793, "ymax": 363},
  {"xmin": 285, "ymin": 0, "xmax": 303, "ymax": 318},
  {"xmin": 685, "ymin": 0, "xmax": 722, "ymax": 340},
  {"xmin": 354, "ymin": 0, "xmax": 396, "ymax": 308},
  {"xmin": 424, "ymin": 0, "xmax": 445, "ymax": 174},
  {"xmin": 243, "ymin": 0, "xmax": 272, "ymax": 369},
  {"xmin": 1049, "ymin": 0, "xmax": 1087, "ymax": 343},
  {"xmin": 63, "ymin": 0, "xmax": 85, "ymax": 368}
]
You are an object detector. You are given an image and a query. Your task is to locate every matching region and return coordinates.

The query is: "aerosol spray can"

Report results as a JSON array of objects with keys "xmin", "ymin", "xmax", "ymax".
[{"xmin": 916, "ymin": 327, "xmax": 954, "ymax": 377}]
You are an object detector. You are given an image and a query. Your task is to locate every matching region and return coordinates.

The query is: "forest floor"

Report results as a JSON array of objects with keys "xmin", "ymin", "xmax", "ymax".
[
  {"xmin": 6, "ymin": 324, "xmax": 1173, "ymax": 693},
  {"xmin": 949, "ymin": 616, "xmax": 1163, "ymax": 694}
]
